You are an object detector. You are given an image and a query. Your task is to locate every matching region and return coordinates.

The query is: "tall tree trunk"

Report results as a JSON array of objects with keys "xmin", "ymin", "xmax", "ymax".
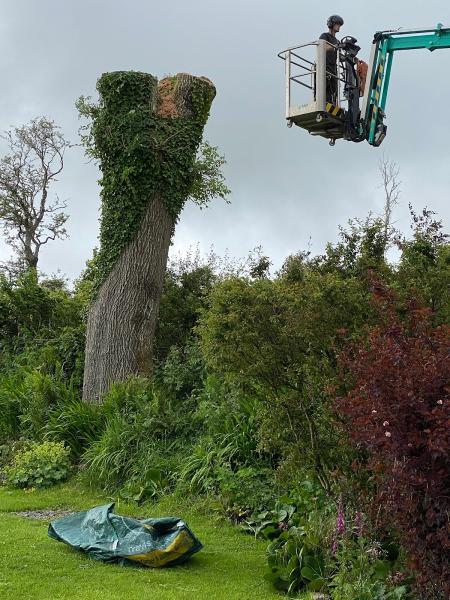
[
  {"xmin": 23, "ymin": 234, "xmax": 38, "ymax": 269},
  {"xmin": 82, "ymin": 72, "xmax": 215, "ymax": 402}
]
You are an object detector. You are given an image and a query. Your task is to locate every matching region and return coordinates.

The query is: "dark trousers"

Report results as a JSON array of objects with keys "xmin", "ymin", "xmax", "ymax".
[{"xmin": 326, "ymin": 70, "xmax": 338, "ymax": 105}]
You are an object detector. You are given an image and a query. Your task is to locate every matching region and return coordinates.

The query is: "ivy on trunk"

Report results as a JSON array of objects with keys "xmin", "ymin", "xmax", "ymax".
[{"xmin": 78, "ymin": 71, "xmax": 215, "ymax": 402}]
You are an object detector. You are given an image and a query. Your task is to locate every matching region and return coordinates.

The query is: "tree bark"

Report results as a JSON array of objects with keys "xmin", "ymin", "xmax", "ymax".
[{"xmin": 82, "ymin": 72, "xmax": 215, "ymax": 402}]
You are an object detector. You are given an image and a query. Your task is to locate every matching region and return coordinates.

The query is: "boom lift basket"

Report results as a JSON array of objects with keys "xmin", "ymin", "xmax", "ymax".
[{"xmin": 278, "ymin": 39, "xmax": 347, "ymax": 143}]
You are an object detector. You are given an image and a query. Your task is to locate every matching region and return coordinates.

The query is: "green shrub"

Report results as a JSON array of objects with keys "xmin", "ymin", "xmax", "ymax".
[
  {"xmin": 265, "ymin": 526, "xmax": 326, "ymax": 595},
  {"xmin": 174, "ymin": 376, "xmax": 275, "ymax": 512},
  {"xmin": 0, "ymin": 366, "xmax": 83, "ymax": 443},
  {"xmin": 82, "ymin": 375, "xmax": 268, "ymax": 505},
  {"xmin": 243, "ymin": 481, "xmax": 326, "ymax": 539},
  {"xmin": 256, "ymin": 492, "xmax": 413, "ymax": 599},
  {"xmin": 5, "ymin": 441, "xmax": 71, "ymax": 488},
  {"xmin": 0, "ymin": 371, "xmax": 24, "ymax": 439},
  {"xmin": 82, "ymin": 378, "xmax": 198, "ymax": 499},
  {"xmin": 0, "ymin": 438, "xmax": 30, "ymax": 471},
  {"xmin": 158, "ymin": 338, "xmax": 205, "ymax": 400},
  {"xmin": 117, "ymin": 446, "xmax": 182, "ymax": 503},
  {"xmin": 154, "ymin": 261, "xmax": 216, "ymax": 364},
  {"xmin": 195, "ymin": 376, "xmax": 263, "ymax": 461},
  {"xmin": 198, "ymin": 275, "xmax": 372, "ymax": 492},
  {"xmin": 0, "ymin": 270, "xmax": 83, "ymax": 358},
  {"xmin": 43, "ymin": 397, "xmax": 106, "ymax": 460},
  {"xmin": 216, "ymin": 466, "xmax": 276, "ymax": 518},
  {"xmin": 12, "ymin": 326, "xmax": 85, "ymax": 387},
  {"xmin": 178, "ymin": 437, "xmax": 239, "ymax": 495},
  {"xmin": 329, "ymin": 535, "xmax": 410, "ymax": 600},
  {"xmin": 18, "ymin": 371, "xmax": 75, "ymax": 438}
]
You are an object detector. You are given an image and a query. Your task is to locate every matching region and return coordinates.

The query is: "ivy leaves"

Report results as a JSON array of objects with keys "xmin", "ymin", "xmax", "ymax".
[{"xmin": 76, "ymin": 71, "xmax": 220, "ymax": 298}]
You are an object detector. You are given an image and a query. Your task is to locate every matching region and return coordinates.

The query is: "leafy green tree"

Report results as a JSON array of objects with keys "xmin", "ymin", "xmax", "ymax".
[
  {"xmin": 154, "ymin": 262, "xmax": 216, "ymax": 364},
  {"xmin": 198, "ymin": 273, "xmax": 373, "ymax": 492},
  {"xmin": 0, "ymin": 270, "xmax": 85, "ymax": 384},
  {"xmin": 0, "ymin": 270, "xmax": 80, "ymax": 348},
  {"xmin": 312, "ymin": 217, "xmax": 390, "ymax": 280},
  {"xmin": 395, "ymin": 205, "xmax": 450, "ymax": 323}
]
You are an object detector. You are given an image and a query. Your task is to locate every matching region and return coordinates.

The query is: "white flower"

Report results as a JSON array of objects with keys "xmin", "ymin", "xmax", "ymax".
[
  {"xmin": 371, "ymin": 410, "xmax": 377, "ymax": 414},
  {"xmin": 385, "ymin": 432, "xmax": 391, "ymax": 437},
  {"xmin": 437, "ymin": 400, "xmax": 443, "ymax": 405},
  {"xmin": 383, "ymin": 421, "xmax": 389, "ymax": 427}
]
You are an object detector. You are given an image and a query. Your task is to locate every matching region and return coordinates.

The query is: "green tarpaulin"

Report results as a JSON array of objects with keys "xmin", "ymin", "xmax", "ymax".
[{"xmin": 48, "ymin": 503, "xmax": 202, "ymax": 567}]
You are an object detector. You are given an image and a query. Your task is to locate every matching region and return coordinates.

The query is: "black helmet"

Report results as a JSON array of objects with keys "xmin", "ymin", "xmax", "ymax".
[{"xmin": 327, "ymin": 15, "xmax": 344, "ymax": 28}]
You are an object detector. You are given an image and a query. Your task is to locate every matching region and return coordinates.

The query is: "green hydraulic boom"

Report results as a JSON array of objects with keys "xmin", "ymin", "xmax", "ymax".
[
  {"xmin": 278, "ymin": 23, "xmax": 450, "ymax": 147},
  {"xmin": 364, "ymin": 23, "xmax": 450, "ymax": 146}
]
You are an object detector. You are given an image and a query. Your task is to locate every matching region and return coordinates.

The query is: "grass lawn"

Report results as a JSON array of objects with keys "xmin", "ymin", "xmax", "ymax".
[{"xmin": 0, "ymin": 481, "xmax": 283, "ymax": 600}]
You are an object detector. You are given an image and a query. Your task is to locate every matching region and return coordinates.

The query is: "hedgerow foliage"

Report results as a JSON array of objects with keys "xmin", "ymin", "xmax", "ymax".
[
  {"xmin": 154, "ymin": 260, "xmax": 216, "ymax": 364},
  {"xmin": 338, "ymin": 283, "xmax": 450, "ymax": 598},
  {"xmin": 0, "ymin": 211, "xmax": 448, "ymax": 597},
  {"xmin": 0, "ymin": 270, "xmax": 81, "ymax": 354},
  {"xmin": 198, "ymin": 272, "xmax": 373, "ymax": 492}
]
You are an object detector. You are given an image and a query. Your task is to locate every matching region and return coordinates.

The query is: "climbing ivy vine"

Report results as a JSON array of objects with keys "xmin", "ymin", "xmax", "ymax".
[{"xmin": 76, "ymin": 71, "xmax": 219, "ymax": 297}]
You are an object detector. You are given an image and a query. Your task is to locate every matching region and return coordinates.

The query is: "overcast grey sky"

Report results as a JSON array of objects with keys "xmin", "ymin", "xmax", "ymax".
[{"xmin": 0, "ymin": 0, "xmax": 449, "ymax": 279}]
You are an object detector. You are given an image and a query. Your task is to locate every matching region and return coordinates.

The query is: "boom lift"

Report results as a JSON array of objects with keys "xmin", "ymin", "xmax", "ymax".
[{"xmin": 278, "ymin": 23, "xmax": 450, "ymax": 147}]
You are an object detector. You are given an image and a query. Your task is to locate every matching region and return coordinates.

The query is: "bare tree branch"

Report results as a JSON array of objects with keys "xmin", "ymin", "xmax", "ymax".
[
  {"xmin": 378, "ymin": 154, "xmax": 401, "ymax": 254},
  {"xmin": 0, "ymin": 117, "xmax": 71, "ymax": 269}
]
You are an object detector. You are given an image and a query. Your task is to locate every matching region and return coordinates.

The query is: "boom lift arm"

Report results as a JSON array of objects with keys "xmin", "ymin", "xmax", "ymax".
[{"xmin": 363, "ymin": 24, "xmax": 450, "ymax": 146}]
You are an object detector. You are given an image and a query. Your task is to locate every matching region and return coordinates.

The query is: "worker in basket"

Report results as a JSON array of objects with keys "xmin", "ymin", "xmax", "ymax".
[{"xmin": 319, "ymin": 14, "xmax": 344, "ymax": 104}]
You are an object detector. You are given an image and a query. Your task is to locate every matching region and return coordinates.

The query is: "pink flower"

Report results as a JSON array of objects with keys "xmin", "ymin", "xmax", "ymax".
[
  {"xmin": 383, "ymin": 421, "xmax": 389, "ymax": 426},
  {"xmin": 336, "ymin": 500, "xmax": 345, "ymax": 535},
  {"xmin": 437, "ymin": 400, "xmax": 443, "ymax": 405},
  {"xmin": 385, "ymin": 431, "xmax": 391, "ymax": 437},
  {"xmin": 332, "ymin": 538, "xmax": 338, "ymax": 555},
  {"xmin": 354, "ymin": 512, "xmax": 363, "ymax": 537}
]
